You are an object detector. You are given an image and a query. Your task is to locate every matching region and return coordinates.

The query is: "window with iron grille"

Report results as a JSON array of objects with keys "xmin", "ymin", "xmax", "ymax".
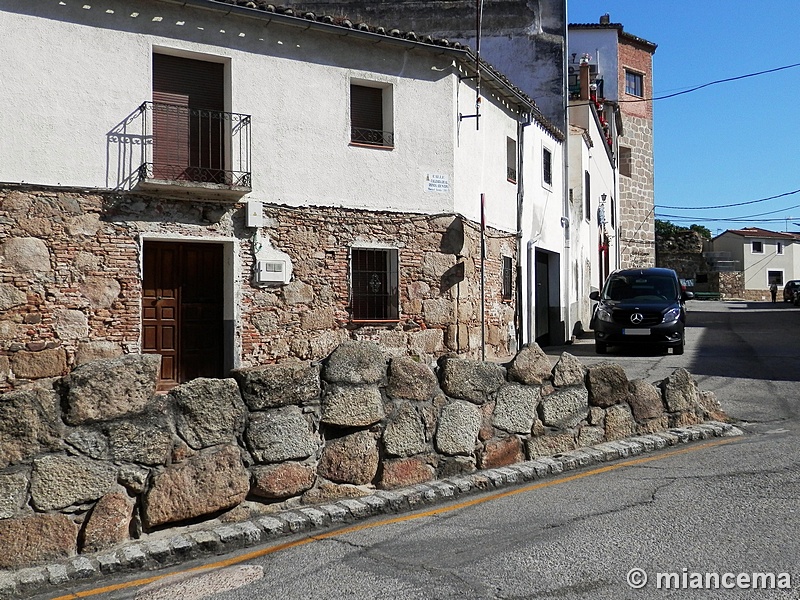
[
  {"xmin": 350, "ymin": 83, "xmax": 393, "ymax": 148},
  {"xmin": 351, "ymin": 248, "xmax": 399, "ymax": 321},
  {"xmin": 625, "ymin": 70, "xmax": 643, "ymax": 97},
  {"xmin": 502, "ymin": 256, "xmax": 513, "ymax": 301},
  {"xmin": 542, "ymin": 147, "xmax": 552, "ymax": 187}
]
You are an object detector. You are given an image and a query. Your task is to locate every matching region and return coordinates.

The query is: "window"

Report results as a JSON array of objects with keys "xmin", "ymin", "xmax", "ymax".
[
  {"xmin": 152, "ymin": 53, "xmax": 225, "ymax": 183},
  {"xmin": 610, "ymin": 196, "xmax": 616, "ymax": 228},
  {"xmin": 752, "ymin": 241, "xmax": 764, "ymax": 254},
  {"xmin": 768, "ymin": 270, "xmax": 784, "ymax": 286},
  {"xmin": 777, "ymin": 242, "xmax": 784, "ymax": 255},
  {"xmin": 625, "ymin": 70, "xmax": 643, "ymax": 97},
  {"xmin": 502, "ymin": 256, "xmax": 513, "ymax": 301},
  {"xmin": 506, "ymin": 138, "xmax": 517, "ymax": 183},
  {"xmin": 618, "ymin": 146, "xmax": 632, "ymax": 178},
  {"xmin": 350, "ymin": 83, "xmax": 393, "ymax": 148},
  {"xmin": 351, "ymin": 248, "xmax": 399, "ymax": 321},
  {"xmin": 542, "ymin": 147, "xmax": 552, "ymax": 187},
  {"xmin": 584, "ymin": 171, "xmax": 591, "ymax": 222}
]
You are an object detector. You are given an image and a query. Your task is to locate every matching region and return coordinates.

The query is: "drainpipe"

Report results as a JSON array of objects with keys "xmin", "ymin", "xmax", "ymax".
[
  {"xmin": 516, "ymin": 112, "xmax": 531, "ymax": 350},
  {"xmin": 561, "ymin": 6, "xmax": 572, "ymax": 344}
]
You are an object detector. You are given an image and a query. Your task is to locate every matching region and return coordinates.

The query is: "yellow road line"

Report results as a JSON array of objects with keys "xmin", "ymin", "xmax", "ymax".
[{"xmin": 52, "ymin": 437, "xmax": 736, "ymax": 599}]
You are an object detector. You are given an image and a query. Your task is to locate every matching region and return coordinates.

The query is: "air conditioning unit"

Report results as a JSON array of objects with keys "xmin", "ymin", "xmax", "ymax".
[{"xmin": 255, "ymin": 260, "xmax": 287, "ymax": 285}]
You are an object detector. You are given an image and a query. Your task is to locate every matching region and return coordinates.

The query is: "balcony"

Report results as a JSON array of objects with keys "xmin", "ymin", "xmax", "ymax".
[
  {"xmin": 135, "ymin": 101, "xmax": 251, "ymax": 200},
  {"xmin": 350, "ymin": 127, "xmax": 394, "ymax": 149}
]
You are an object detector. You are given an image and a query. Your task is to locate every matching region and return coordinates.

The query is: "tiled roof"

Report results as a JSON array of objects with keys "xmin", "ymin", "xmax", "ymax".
[
  {"xmin": 569, "ymin": 22, "xmax": 657, "ymax": 53},
  {"xmin": 723, "ymin": 227, "xmax": 797, "ymax": 240},
  {"xmin": 164, "ymin": 0, "xmax": 563, "ymax": 139}
]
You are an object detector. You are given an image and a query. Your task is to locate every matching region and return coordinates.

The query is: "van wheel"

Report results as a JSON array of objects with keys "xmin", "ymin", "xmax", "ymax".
[
  {"xmin": 595, "ymin": 342, "xmax": 607, "ymax": 354},
  {"xmin": 673, "ymin": 344, "xmax": 684, "ymax": 355}
]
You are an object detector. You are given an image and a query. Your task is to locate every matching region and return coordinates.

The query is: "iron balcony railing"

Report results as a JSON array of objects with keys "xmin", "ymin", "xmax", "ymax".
[
  {"xmin": 137, "ymin": 101, "xmax": 251, "ymax": 189},
  {"xmin": 350, "ymin": 127, "xmax": 394, "ymax": 148}
]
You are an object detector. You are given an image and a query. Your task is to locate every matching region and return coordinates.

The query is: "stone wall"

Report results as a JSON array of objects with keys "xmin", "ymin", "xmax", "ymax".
[
  {"xmin": 0, "ymin": 186, "xmax": 516, "ymax": 392},
  {"xmin": 0, "ymin": 340, "xmax": 727, "ymax": 571}
]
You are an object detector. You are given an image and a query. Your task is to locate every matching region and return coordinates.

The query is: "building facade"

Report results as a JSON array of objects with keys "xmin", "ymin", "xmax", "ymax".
[
  {"xmin": 0, "ymin": 0, "xmax": 564, "ymax": 391},
  {"xmin": 711, "ymin": 228, "xmax": 800, "ymax": 300},
  {"xmin": 569, "ymin": 14, "xmax": 657, "ymax": 269}
]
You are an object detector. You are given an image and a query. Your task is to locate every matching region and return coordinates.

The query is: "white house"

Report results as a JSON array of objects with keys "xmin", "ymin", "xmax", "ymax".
[
  {"xmin": 711, "ymin": 228, "xmax": 800, "ymax": 300},
  {"xmin": 0, "ymin": 0, "xmax": 564, "ymax": 390}
]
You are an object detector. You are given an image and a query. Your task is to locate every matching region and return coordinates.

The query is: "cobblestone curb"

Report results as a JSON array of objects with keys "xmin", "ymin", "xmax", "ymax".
[{"xmin": 0, "ymin": 422, "xmax": 741, "ymax": 600}]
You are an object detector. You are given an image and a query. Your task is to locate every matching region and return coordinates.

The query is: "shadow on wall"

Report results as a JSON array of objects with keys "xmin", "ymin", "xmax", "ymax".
[{"xmin": 0, "ymin": 341, "xmax": 728, "ymax": 571}]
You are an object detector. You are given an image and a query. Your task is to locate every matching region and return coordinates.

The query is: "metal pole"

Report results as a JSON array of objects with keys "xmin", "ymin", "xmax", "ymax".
[{"xmin": 481, "ymin": 192, "xmax": 486, "ymax": 361}]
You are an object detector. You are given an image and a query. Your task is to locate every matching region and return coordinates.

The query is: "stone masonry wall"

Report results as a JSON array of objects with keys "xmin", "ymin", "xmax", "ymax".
[
  {"xmin": 0, "ymin": 340, "xmax": 727, "ymax": 572},
  {"xmin": 0, "ymin": 186, "xmax": 516, "ymax": 392},
  {"xmin": 618, "ymin": 113, "xmax": 655, "ymax": 269}
]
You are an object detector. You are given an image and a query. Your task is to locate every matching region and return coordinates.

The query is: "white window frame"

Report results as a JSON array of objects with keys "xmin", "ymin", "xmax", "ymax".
[
  {"xmin": 767, "ymin": 270, "xmax": 784, "ymax": 286},
  {"xmin": 542, "ymin": 144, "xmax": 553, "ymax": 190},
  {"xmin": 777, "ymin": 241, "xmax": 784, "ymax": 255},
  {"xmin": 751, "ymin": 240, "xmax": 764, "ymax": 254},
  {"xmin": 349, "ymin": 78, "xmax": 394, "ymax": 149}
]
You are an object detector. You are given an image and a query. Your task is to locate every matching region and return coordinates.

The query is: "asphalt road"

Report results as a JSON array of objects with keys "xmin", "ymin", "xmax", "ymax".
[{"xmin": 38, "ymin": 300, "xmax": 800, "ymax": 600}]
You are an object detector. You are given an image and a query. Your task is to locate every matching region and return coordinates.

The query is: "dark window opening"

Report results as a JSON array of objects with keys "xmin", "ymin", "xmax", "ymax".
[
  {"xmin": 350, "ymin": 84, "xmax": 393, "ymax": 148},
  {"xmin": 351, "ymin": 248, "xmax": 399, "ymax": 321},
  {"xmin": 543, "ymin": 147, "xmax": 552, "ymax": 186},
  {"xmin": 584, "ymin": 171, "xmax": 591, "ymax": 221},
  {"xmin": 619, "ymin": 146, "xmax": 632, "ymax": 178},
  {"xmin": 502, "ymin": 256, "xmax": 513, "ymax": 301},
  {"xmin": 507, "ymin": 138, "xmax": 517, "ymax": 183}
]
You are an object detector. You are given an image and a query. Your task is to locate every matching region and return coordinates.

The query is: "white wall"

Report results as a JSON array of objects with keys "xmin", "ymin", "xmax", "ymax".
[
  {"xmin": 568, "ymin": 29, "xmax": 620, "ymax": 101},
  {"xmin": 0, "ymin": 1, "xmax": 476, "ymax": 219}
]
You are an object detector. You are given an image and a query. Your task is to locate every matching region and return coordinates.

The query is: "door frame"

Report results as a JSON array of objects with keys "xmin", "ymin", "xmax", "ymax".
[{"xmin": 139, "ymin": 234, "xmax": 238, "ymax": 385}]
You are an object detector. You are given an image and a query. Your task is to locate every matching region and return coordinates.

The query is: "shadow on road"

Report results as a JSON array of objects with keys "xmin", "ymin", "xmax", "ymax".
[{"xmin": 544, "ymin": 300, "xmax": 800, "ymax": 383}]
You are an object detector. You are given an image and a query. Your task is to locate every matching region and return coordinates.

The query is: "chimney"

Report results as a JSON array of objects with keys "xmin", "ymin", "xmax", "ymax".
[
  {"xmin": 599, "ymin": 13, "xmax": 610, "ymax": 24},
  {"xmin": 580, "ymin": 62, "xmax": 591, "ymax": 101}
]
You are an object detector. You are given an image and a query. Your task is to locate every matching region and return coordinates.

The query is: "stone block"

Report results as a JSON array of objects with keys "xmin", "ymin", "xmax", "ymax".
[
  {"xmin": 323, "ymin": 341, "xmax": 387, "ymax": 384},
  {"xmin": 493, "ymin": 383, "xmax": 540, "ymax": 434},
  {"xmin": 30, "ymin": 454, "xmax": 116, "ymax": 511},
  {"xmin": 245, "ymin": 406, "xmax": 319, "ymax": 463},
  {"xmin": 552, "ymin": 352, "xmax": 586, "ymax": 387},
  {"xmin": 479, "ymin": 435, "xmax": 524, "ymax": 469},
  {"xmin": 10, "ymin": 348, "xmax": 67, "ymax": 380},
  {"xmin": 0, "ymin": 514, "xmax": 78, "ymax": 569},
  {"xmin": 380, "ymin": 456, "xmax": 434, "ymax": 489},
  {"xmin": 0, "ymin": 385, "xmax": 64, "ymax": 468},
  {"xmin": 321, "ymin": 384, "xmax": 385, "ymax": 427},
  {"xmin": 539, "ymin": 386, "xmax": 589, "ymax": 428},
  {"xmin": 62, "ymin": 354, "xmax": 161, "ymax": 425},
  {"xmin": 252, "ymin": 462, "xmax": 316, "ymax": 500},
  {"xmin": 438, "ymin": 357, "xmax": 505, "ymax": 404},
  {"xmin": 143, "ymin": 444, "xmax": 250, "ymax": 529},
  {"xmin": 383, "ymin": 402, "xmax": 427, "ymax": 457},
  {"xmin": 435, "ymin": 401, "xmax": 481, "ymax": 456},
  {"xmin": 171, "ymin": 378, "xmax": 247, "ymax": 449},
  {"xmin": 507, "ymin": 344, "xmax": 552, "ymax": 386},
  {"xmin": 79, "ymin": 490, "xmax": 135, "ymax": 553},
  {"xmin": 604, "ymin": 404, "xmax": 637, "ymax": 441},
  {"xmin": 526, "ymin": 431, "xmax": 576, "ymax": 459},
  {"xmin": 318, "ymin": 430, "xmax": 379, "ymax": 485},
  {"xmin": 628, "ymin": 379, "xmax": 665, "ymax": 421},
  {"xmin": 586, "ymin": 362, "xmax": 629, "ymax": 408},
  {"xmin": 387, "ymin": 356, "xmax": 438, "ymax": 401},
  {"xmin": 232, "ymin": 361, "xmax": 321, "ymax": 410},
  {"xmin": 0, "ymin": 471, "xmax": 28, "ymax": 518},
  {"xmin": 660, "ymin": 368, "xmax": 698, "ymax": 413}
]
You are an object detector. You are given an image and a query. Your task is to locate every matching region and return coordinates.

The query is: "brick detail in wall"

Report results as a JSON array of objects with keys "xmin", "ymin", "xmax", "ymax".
[{"xmin": 0, "ymin": 186, "xmax": 517, "ymax": 390}]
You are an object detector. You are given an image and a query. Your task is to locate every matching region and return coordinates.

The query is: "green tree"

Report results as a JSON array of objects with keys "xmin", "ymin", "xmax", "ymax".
[{"xmin": 655, "ymin": 219, "xmax": 711, "ymax": 240}]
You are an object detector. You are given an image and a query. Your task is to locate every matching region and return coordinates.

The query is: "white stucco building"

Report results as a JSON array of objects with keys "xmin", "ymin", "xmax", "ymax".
[{"xmin": 0, "ymin": 0, "xmax": 564, "ymax": 390}]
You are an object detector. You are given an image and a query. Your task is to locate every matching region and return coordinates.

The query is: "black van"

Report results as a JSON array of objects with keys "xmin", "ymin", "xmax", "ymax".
[{"xmin": 589, "ymin": 268, "xmax": 694, "ymax": 355}]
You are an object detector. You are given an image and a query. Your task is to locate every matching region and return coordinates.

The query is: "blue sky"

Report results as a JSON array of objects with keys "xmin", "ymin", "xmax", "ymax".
[{"xmin": 568, "ymin": 1, "xmax": 800, "ymax": 237}]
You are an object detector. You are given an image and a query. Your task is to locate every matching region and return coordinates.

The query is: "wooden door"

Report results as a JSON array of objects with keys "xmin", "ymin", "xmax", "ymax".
[{"xmin": 142, "ymin": 241, "xmax": 224, "ymax": 389}]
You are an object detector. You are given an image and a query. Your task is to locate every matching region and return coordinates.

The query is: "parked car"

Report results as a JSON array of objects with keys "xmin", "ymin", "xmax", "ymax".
[
  {"xmin": 589, "ymin": 268, "xmax": 694, "ymax": 355},
  {"xmin": 783, "ymin": 280, "xmax": 800, "ymax": 302}
]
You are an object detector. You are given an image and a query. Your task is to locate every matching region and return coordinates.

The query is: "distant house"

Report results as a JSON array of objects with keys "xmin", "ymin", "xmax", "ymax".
[
  {"xmin": 711, "ymin": 228, "xmax": 800, "ymax": 299},
  {"xmin": 0, "ymin": 0, "xmax": 564, "ymax": 391}
]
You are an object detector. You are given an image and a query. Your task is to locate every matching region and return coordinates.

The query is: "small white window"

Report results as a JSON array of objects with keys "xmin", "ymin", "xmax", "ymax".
[
  {"xmin": 777, "ymin": 242, "xmax": 784, "ymax": 255},
  {"xmin": 752, "ymin": 241, "xmax": 763, "ymax": 254},
  {"xmin": 542, "ymin": 147, "xmax": 553, "ymax": 188}
]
